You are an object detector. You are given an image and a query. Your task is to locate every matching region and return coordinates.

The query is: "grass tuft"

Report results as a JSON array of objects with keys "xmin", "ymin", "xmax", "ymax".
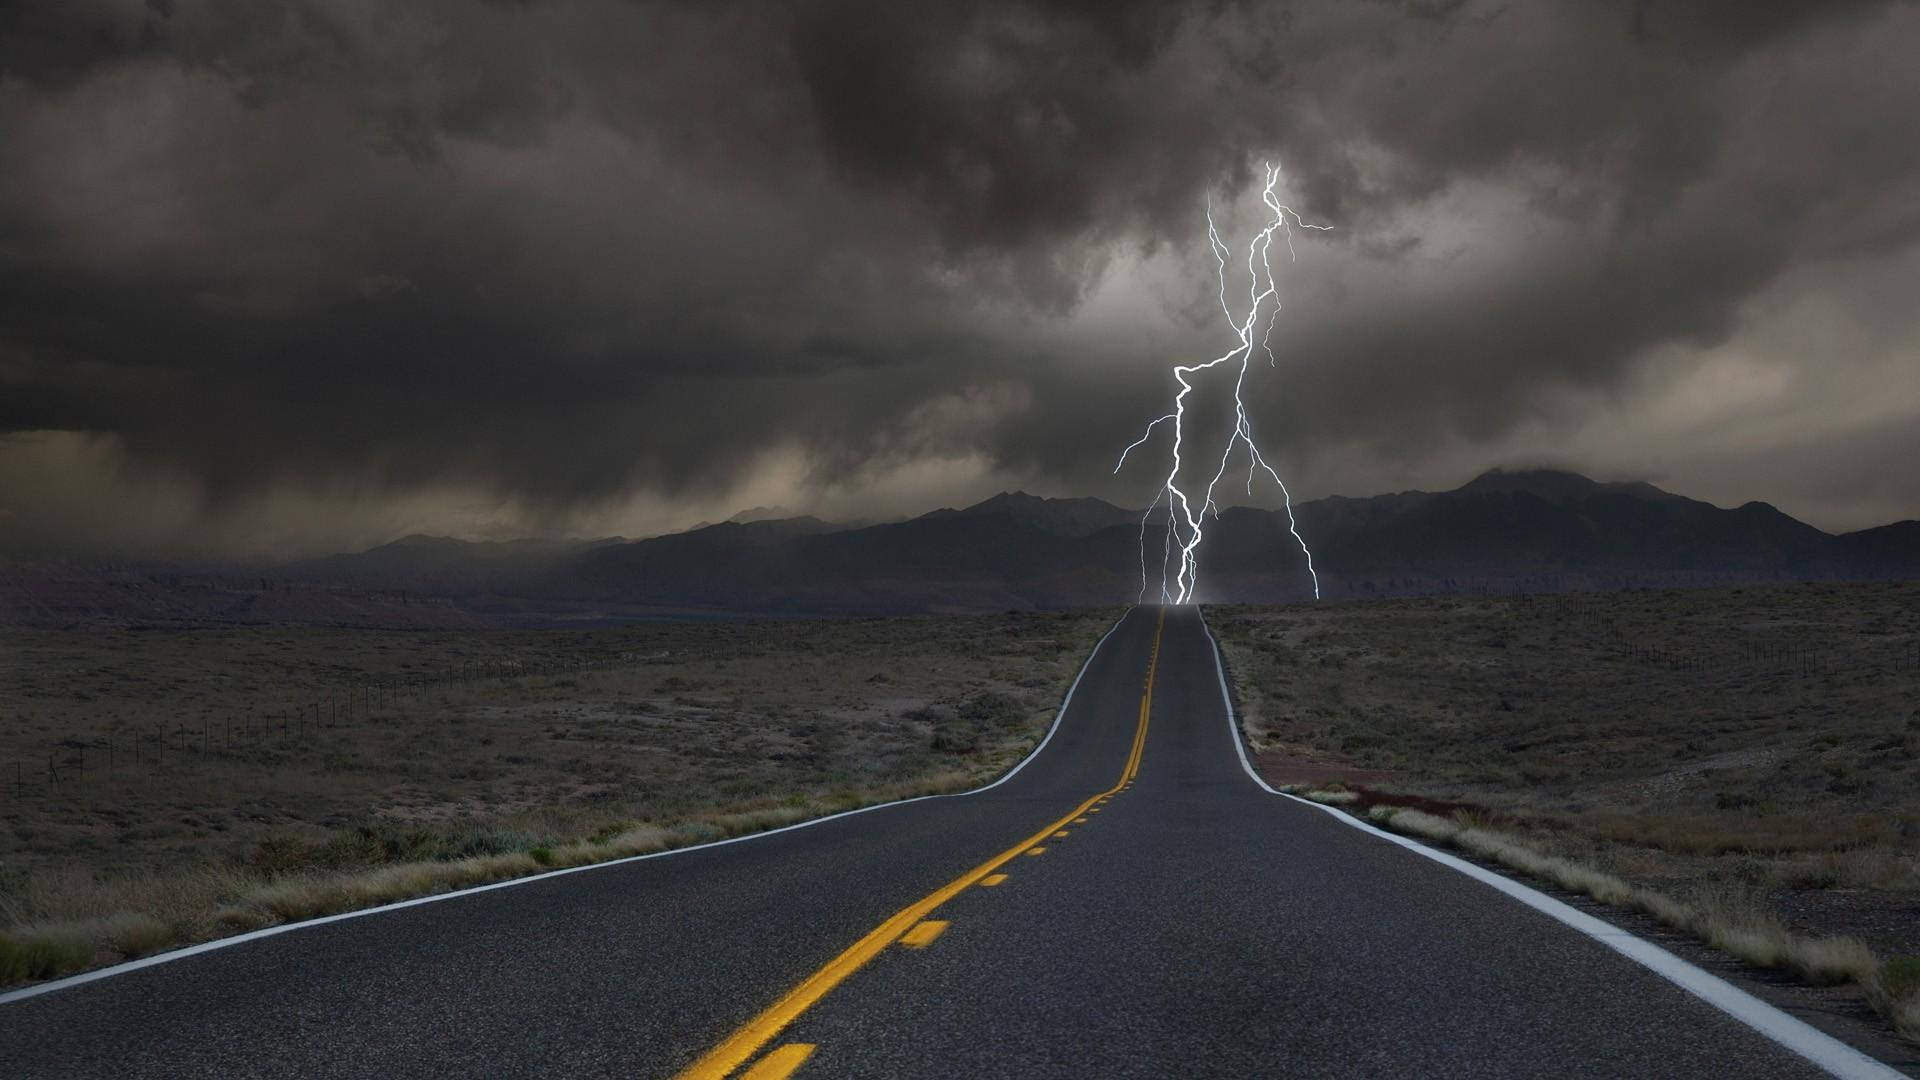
[
  {"xmin": 1896, "ymin": 996, "xmax": 1920, "ymax": 1043},
  {"xmin": 0, "ymin": 930, "xmax": 94, "ymax": 984},
  {"xmin": 1371, "ymin": 806, "xmax": 1460, "ymax": 843},
  {"xmin": 101, "ymin": 912, "xmax": 176, "ymax": 959},
  {"xmin": 1867, "ymin": 958, "xmax": 1920, "ymax": 1041}
]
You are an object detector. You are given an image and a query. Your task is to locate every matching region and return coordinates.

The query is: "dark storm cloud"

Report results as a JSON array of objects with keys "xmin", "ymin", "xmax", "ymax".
[{"xmin": 1, "ymin": 0, "xmax": 1917, "ymax": 553}]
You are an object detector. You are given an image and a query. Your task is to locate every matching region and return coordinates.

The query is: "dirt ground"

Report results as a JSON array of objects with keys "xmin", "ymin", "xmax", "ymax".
[{"xmin": 1209, "ymin": 581, "xmax": 1920, "ymax": 960}]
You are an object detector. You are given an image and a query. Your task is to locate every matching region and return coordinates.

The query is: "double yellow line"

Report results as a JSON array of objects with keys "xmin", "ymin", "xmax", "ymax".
[{"xmin": 675, "ymin": 609, "xmax": 1166, "ymax": 1080}]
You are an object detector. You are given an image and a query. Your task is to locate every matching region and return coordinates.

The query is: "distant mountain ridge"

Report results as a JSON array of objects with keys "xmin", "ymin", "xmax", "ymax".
[
  {"xmin": 276, "ymin": 468, "xmax": 1919, "ymax": 617},
  {"xmin": 4, "ymin": 469, "xmax": 1914, "ymax": 626},
  {"xmin": 927, "ymin": 491, "xmax": 1143, "ymax": 537},
  {"xmin": 1214, "ymin": 468, "xmax": 1856, "ymax": 603}
]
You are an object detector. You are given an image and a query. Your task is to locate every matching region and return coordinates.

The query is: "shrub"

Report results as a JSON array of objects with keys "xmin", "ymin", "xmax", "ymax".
[
  {"xmin": 1879, "ymin": 956, "xmax": 1920, "ymax": 1000},
  {"xmin": 930, "ymin": 726, "xmax": 978, "ymax": 754},
  {"xmin": 959, "ymin": 691, "xmax": 1024, "ymax": 728},
  {"xmin": 440, "ymin": 828, "xmax": 539, "ymax": 861}
]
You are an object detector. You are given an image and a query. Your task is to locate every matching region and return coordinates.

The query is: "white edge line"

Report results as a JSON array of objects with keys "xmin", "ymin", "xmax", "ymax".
[
  {"xmin": 0, "ymin": 609, "xmax": 1135, "ymax": 1008},
  {"xmin": 1196, "ymin": 606, "xmax": 1910, "ymax": 1080}
]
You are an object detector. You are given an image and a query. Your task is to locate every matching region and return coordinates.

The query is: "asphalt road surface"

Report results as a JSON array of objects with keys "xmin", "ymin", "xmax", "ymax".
[{"xmin": 2, "ymin": 607, "xmax": 1907, "ymax": 1078}]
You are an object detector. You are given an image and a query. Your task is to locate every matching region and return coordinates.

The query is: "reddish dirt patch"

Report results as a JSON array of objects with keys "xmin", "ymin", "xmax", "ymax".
[
  {"xmin": 1296, "ymin": 780, "xmax": 1540, "ymax": 834},
  {"xmin": 1254, "ymin": 753, "xmax": 1395, "ymax": 788}
]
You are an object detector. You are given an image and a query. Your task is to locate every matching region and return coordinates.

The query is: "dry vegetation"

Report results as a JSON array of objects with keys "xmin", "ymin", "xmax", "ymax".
[
  {"xmin": 0, "ymin": 610, "xmax": 1116, "ymax": 986},
  {"xmin": 1210, "ymin": 580, "xmax": 1920, "ymax": 1041}
]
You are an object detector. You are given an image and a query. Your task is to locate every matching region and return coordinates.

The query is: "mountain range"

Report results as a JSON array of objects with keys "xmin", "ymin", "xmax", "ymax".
[{"xmin": 4, "ymin": 469, "xmax": 1915, "ymax": 627}]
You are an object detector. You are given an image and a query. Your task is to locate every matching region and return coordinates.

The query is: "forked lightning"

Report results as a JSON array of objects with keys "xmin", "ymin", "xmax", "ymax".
[{"xmin": 1115, "ymin": 162, "xmax": 1327, "ymax": 604}]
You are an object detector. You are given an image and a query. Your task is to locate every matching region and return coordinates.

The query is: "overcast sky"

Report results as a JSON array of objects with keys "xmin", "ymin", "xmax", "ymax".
[{"xmin": 3, "ymin": 0, "xmax": 1918, "ymax": 559}]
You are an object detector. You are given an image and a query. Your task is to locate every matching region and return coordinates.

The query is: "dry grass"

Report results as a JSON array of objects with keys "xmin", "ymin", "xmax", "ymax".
[
  {"xmin": 1364, "ymin": 805, "xmax": 1895, "ymax": 998},
  {"xmin": 1214, "ymin": 581, "xmax": 1920, "ymax": 1042},
  {"xmin": 0, "ymin": 927, "xmax": 93, "ymax": 983},
  {"xmin": 1566, "ymin": 812, "xmax": 1902, "ymax": 857},
  {"xmin": 0, "ymin": 610, "xmax": 1115, "ymax": 987},
  {"xmin": 1872, "ymin": 957, "xmax": 1920, "ymax": 1041}
]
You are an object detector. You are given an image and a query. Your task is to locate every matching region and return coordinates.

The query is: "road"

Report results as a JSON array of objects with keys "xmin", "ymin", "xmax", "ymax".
[{"xmin": 1, "ymin": 606, "xmax": 1907, "ymax": 1077}]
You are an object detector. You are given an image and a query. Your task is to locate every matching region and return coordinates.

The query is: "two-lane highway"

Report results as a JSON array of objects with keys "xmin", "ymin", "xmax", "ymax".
[{"xmin": 1, "ymin": 607, "xmax": 1908, "ymax": 1077}]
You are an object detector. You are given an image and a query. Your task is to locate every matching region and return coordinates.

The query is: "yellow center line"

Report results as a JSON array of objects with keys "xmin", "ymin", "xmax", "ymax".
[
  {"xmin": 979, "ymin": 874, "xmax": 1008, "ymax": 887},
  {"xmin": 673, "ymin": 608, "xmax": 1167, "ymax": 1080}
]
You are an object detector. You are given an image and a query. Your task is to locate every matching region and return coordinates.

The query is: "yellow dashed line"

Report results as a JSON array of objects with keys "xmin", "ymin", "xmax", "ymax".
[{"xmin": 900, "ymin": 920, "xmax": 949, "ymax": 949}]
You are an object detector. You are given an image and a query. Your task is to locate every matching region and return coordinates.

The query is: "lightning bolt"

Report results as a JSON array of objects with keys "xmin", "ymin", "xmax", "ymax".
[{"xmin": 1114, "ymin": 162, "xmax": 1328, "ymax": 605}]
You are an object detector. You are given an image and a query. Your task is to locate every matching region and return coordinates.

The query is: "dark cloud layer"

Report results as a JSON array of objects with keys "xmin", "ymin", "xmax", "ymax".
[{"xmin": 2, "ymin": 0, "xmax": 1917, "ymax": 555}]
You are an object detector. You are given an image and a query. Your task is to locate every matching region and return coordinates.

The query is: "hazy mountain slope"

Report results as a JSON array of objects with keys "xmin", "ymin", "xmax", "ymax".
[
  {"xmin": 1794, "ymin": 520, "xmax": 1920, "ymax": 580},
  {"xmin": 269, "ymin": 473, "xmax": 1920, "ymax": 612},
  {"xmin": 568, "ymin": 504, "xmax": 1140, "ymax": 613},
  {"xmin": 10, "ymin": 473, "xmax": 1913, "ymax": 626}
]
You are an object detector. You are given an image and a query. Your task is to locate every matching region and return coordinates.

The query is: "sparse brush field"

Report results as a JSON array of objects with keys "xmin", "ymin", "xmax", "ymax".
[
  {"xmin": 0, "ymin": 609, "xmax": 1116, "ymax": 985},
  {"xmin": 1210, "ymin": 580, "xmax": 1920, "ymax": 1040}
]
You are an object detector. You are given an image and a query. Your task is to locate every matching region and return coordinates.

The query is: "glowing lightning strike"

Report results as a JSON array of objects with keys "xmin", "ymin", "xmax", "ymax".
[{"xmin": 1114, "ymin": 162, "xmax": 1329, "ymax": 605}]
